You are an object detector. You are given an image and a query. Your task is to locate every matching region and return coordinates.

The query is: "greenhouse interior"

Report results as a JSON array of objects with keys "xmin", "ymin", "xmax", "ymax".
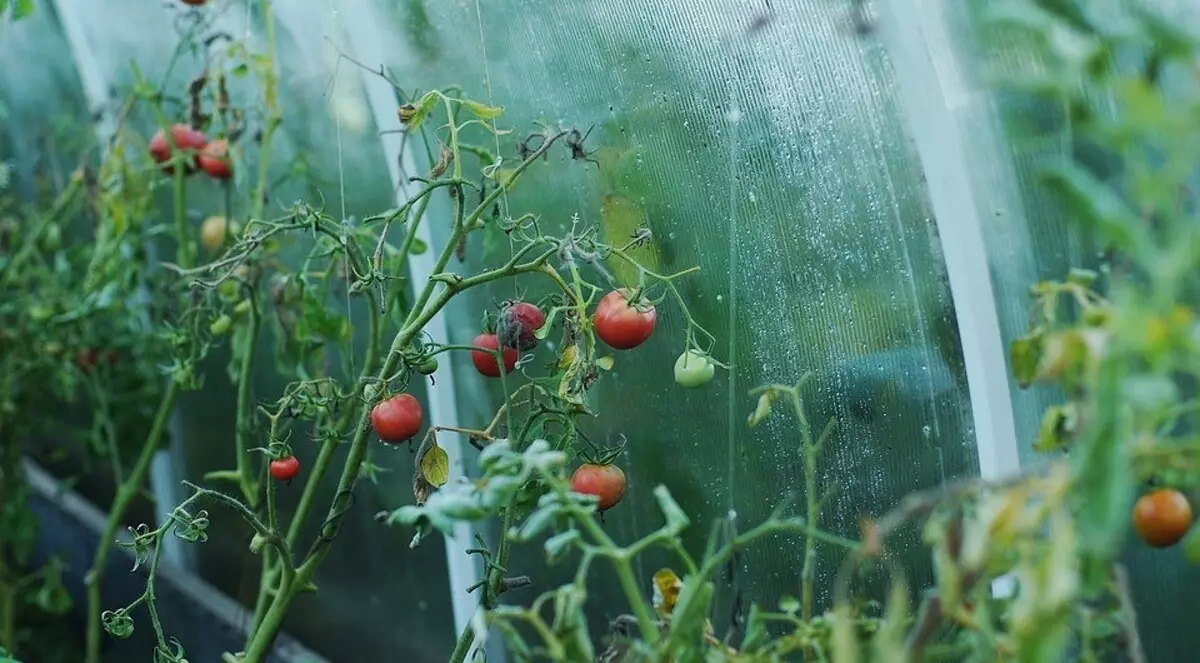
[{"xmin": 3, "ymin": 0, "xmax": 1200, "ymax": 661}]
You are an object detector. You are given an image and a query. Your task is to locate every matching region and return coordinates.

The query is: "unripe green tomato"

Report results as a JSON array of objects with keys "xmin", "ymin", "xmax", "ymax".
[
  {"xmin": 417, "ymin": 356, "xmax": 439, "ymax": 375},
  {"xmin": 674, "ymin": 350, "xmax": 715, "ymax": 388},
  {"xmin": 209, "ymin": 314, "xmax": 232, "ymax": 336},
  {"xmin": 233, "ymin": 299, "xmax": 252, "ymax": 316},
  {"xmin": 1184, "ymin": 524, "xmax": 1200, "ymax": 564}
]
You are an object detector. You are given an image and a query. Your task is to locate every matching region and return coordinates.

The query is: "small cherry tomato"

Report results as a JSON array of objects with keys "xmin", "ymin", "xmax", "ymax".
[
  {"xmin": 198, "ymin": 139, "xmax": 233, "ymax": 180},
  {"xmin": 148, "ymin": 124, "xmax": 207, "ymax": 174},
  {"xmin": 416, "ymin": 356, "xmax": 439, "ymax": 375},
  {"xmin": 1133, "ymin": 488, "xmax": 1193, "ymax": 548},
  {"xmin": 181, "ymin": 0, "xmax": 208, "ymax": 5},
  {"xmin": 371, "ymin": 393, "xmax": 424, "ymax": 443},
  {"xmin": 200, "ymin": 215, "xmax": 228, "ymax": 252},
  {"xmin": 593, "ymin": 289, "xmax": 656, "ymax": 350},
  {"xmin": 674, "ymin": 350, "xmax": 715, "ymax": 388},
  {"xmin": 269, "ymin": 456, "xmax": 300, "ymax": 482},
  {"xmin": 209, "ymin": 314, "xmax": 232, "ymax": 336},
  {"xmin": 497, "ymin": 301, "xmax": 546, "ymax": 351},
  {"xmin": 570, "ymin": 463, "xmax": 627, "ymax": 511},
  {"xmin": 470, "ymin": 333, "xmax": 518, "ymax": 378},
  {"xmin": 76, "ymin": 348, "xmax": 116, "ymax": 372}
]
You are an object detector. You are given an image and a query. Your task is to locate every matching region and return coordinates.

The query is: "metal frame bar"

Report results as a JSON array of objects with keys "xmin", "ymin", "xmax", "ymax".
[
  {"xmin": 48, "ymin": 0, "xmax": 192, "ymax": 570},
  {"xmin": 877, "ymin": 0, "xmax": 1022, "ymax": 597},
  {"xmin": 332, "ymin": 5, "xmax": 483, "ymax": 641}
]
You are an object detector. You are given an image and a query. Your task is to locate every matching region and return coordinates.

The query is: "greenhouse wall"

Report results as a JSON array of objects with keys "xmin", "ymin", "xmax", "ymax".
[{"xmin": 4, "ymin": 0, "xmax": 1200, "ymax": 661}]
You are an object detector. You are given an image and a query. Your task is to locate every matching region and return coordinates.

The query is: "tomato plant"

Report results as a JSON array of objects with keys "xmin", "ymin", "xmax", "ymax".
[
  {"xmin": 470, "ymin": 333, "xmax": 518, "ymax": 377},
  {"xmin": 269, "ymin": 456, "xmax": 300, "ymax": 482},
  {"xmin": 1133, "ymin": 489, "xmax": 1193, "ymax": 549},
  {"xmin": 570, "ymin": 463, "xmax": 627, "ymax": 511},
  {"xmin": 371, "ymin": 394, "xmax": 424, "ymax": 443},
  {"xmin": 593, "ymin": 289, "xmax": 656, "ymax": 349}
]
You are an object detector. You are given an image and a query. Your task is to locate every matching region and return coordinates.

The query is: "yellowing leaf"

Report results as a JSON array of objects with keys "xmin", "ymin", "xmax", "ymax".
[
  {"xmin": 652, "ymin": 568, "xmax": 683, "ymax": 618},
  {"xmin": 600, "ymin": 194, "xmax": 660, "ymax": 288},
  {"xmin": 462, "ymin": 99, "xmax": 504, "ymax": 120},
  {"xmin": 421, "ymin": 441, "xmax": 449, "ymax": 487},
  {"xmin": 596, "ymin": 356, "xmax": 614, "ymax": 371},
  {"xmin": 557, "ymin": 344, "xmax": 579, "ymax": 371}
]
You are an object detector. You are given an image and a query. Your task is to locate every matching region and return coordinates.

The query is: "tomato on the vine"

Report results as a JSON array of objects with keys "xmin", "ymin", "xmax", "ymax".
[
  {"xmin": 200, "ymin": 215, "xmax": 228, "ymax": 252},
  {"xmin": 148, "ymin": 124, "xmax": 207, "ymax": 174},
  {"xmin": 269, "ymin": 456, "xmax": 300, "ymax": 482},
  {"xmin": 75, "ymin": 348, "xmax": 116, "ymax": 372},
  {"xmin": 570, "ymin": 463, "xmax": 627, "ymax": 511},
  {"xmin": 416, "ymin": 356, "xmax": 439, "ymax": 375},
  {"xmin": 674, "ymin": 349, "xmax": 715, "ymax": 388},
  {"xmin": 371, "ymin": 393, "xmax": 424, "ymax": 443},
  {"xmin": 470, "ymin": 333, "xmax": 518, "ymax": 377},
  {"xmin": 1133, "ymin": 488, "xmax": 1193, "ymax": 548},
  {"xmin": 198, "ymin": 139, "xmax": 233, "ymax": 180},
  {"xmin": 497, "ymin": 301, "xmax": 545, "ymax": 351},
  {"xmin": 593, "ymin": 289, "xmax": 656, "ymax": 350}
]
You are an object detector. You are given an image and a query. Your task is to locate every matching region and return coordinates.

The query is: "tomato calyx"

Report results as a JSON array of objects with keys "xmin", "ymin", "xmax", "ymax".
[{"xmin": 575, "ymin": 433, "xmax": 626, "ymax": 467}]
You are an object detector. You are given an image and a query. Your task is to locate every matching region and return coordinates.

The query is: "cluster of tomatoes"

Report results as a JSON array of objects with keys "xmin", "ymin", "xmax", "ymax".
[
  {"xmin": 1132, "ymin": 487, "xmax": 1194, "ymax": 549},
  {"xmin": 363, "ymin": 289, "xmax": 680, "ymax": 512},
  {"xmin": 147, "ymin": 124, "xmax": 232, "ymax": 181}
]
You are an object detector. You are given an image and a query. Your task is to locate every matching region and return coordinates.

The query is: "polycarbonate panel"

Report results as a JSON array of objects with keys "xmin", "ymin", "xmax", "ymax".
[
  {"xmin": 357, "ymin": 0, "xmax": 980, "ymax": 646},
  {"xmin": 19, "ymin": 1, "xmax": 456, "ymax": 660}
]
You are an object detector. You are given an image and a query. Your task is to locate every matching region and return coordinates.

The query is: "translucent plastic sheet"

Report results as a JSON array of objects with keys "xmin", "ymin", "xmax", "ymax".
[{"xmin": 352, "ymin": 0, "xmax": 980, "ymax": 648}]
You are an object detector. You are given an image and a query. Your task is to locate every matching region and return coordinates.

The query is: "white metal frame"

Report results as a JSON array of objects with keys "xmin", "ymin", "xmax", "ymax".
[
  {"xmin": 50, "ymin": 0, "xmax": 192, "ymax": 569},
  {"xmin": 877, "ymin": 0, "xmax": 1021, "ymax": 596},
  {"xmin": 333, "ymin": 5, "xmax": 483, "ymax": 642}
]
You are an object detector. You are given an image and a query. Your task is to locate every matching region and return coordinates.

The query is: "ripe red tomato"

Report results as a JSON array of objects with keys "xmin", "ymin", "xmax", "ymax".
[
  {"xmin": 148, "ymin": 124, "xmax": 207, "ymax": 174},
  {"xmin": 1133, "ymin": 488, "xmax": 1193, "ymax": 548},
  {"xmin": 198, "ymin": 139, "xmax": 233, "ymax": 180},
  {"xmin": 269, "ymin": 456, "xmax": 300, "ymax": 482},
  {"xmin": 371, "ymin": 393, "xmax": 424, "ymax": 443},
  {"xmin": 75, "ymin": 348, "xmax": 116, "ymax": 371},
  {"xmin": 570, "ymin": 463, "xmax": 627, "ymax": 511},
  {"xmin": 593, "ymin": 289, "xmax": 656, "ymax": 350},
  {"xmin": 470, "ymin": 333, "xmax": 518, "ymax": 377},
  {"xmin": 497, "ymin": 301, "xmax": 546, "ymax": 351}
]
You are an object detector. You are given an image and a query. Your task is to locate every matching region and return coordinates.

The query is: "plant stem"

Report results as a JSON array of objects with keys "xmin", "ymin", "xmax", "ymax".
[
  {"xmin": 85, "ymin": 381, "xmax": 181, "ymax": 663},
  {"xmin": 235, "ymin": 292, "xmax": 261, "ymax": 505},
  {"xmin": 448, "ymin": 621, "xmax": 476, "ymax": 663},
  {"xmin": 790, "ymin": 390, "xmax": 820, "ymax": 625}
]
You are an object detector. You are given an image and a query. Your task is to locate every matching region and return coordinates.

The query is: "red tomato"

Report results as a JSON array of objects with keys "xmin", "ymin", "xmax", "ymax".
[
  {"xmin": 1133, "ymin": 488, "xmax": 1193, "ymax": 548},
  {"xmin": 470, "ymin": 333, "xmax": 518, "ymax": 377},
  {"xmin": 497, "ymin": 301, "xmax": 546, "ymax": 351},
  {"xmin": 75, "ymin": 348, "xmax": 116, "ymax": 371},
  {"xmin": 371, "ymin": 393, "xmax": 423, "ymax": 443},
  {"xmin": 593, "ymin": 289, "xmax": 656, "ymax": 350},
  {"xmin": 148, "ymin": 124, "xmax": 207, "ymax": 174},
  {"xmin": 570, "ymin": 463, "xmax": 627, "ymax": 511},
  {"xmin": 198, "ymin": 139, "xmax": 233, "ymax": 180},
  {"xmin": 269, "ymin": 456, "xmax": 300, "ymax": 482}
]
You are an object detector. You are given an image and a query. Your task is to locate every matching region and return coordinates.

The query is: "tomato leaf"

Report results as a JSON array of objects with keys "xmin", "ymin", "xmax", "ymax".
[
  {"xmin": 461, "ymin": 99, "xmax": 504, "ymax": 120},
  {"xmin": 420, "ymin": 441, "xmax": 449, "ymax": 488},
  {"xmin": 1072, "ymin": 357, "xmax": 1135, "ymax": 559},
  {"xmin": 1010, "ymin": 332, "xmax": 1043, "ymax": 388},
  {"xmin": 401, "ymin": 91, "xmax": 438, "ymax": 131},
  {"xmin": 543, "ymin": 529, "xmax": 579, "ymax": 563},
  {"xmin": 13, "ymin": 0, "xmax": 34, "ymax": 20},
  {"xmin": 595, "ymin": 356, "xmax": 614, "ymax": 371},
  {"xmin": 747, "ymin": 391, "xmax": 776, "ymax": 428},
  {"xmin": 653, "ymin": 485, "xmax": 689, "ymax": 533}
]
